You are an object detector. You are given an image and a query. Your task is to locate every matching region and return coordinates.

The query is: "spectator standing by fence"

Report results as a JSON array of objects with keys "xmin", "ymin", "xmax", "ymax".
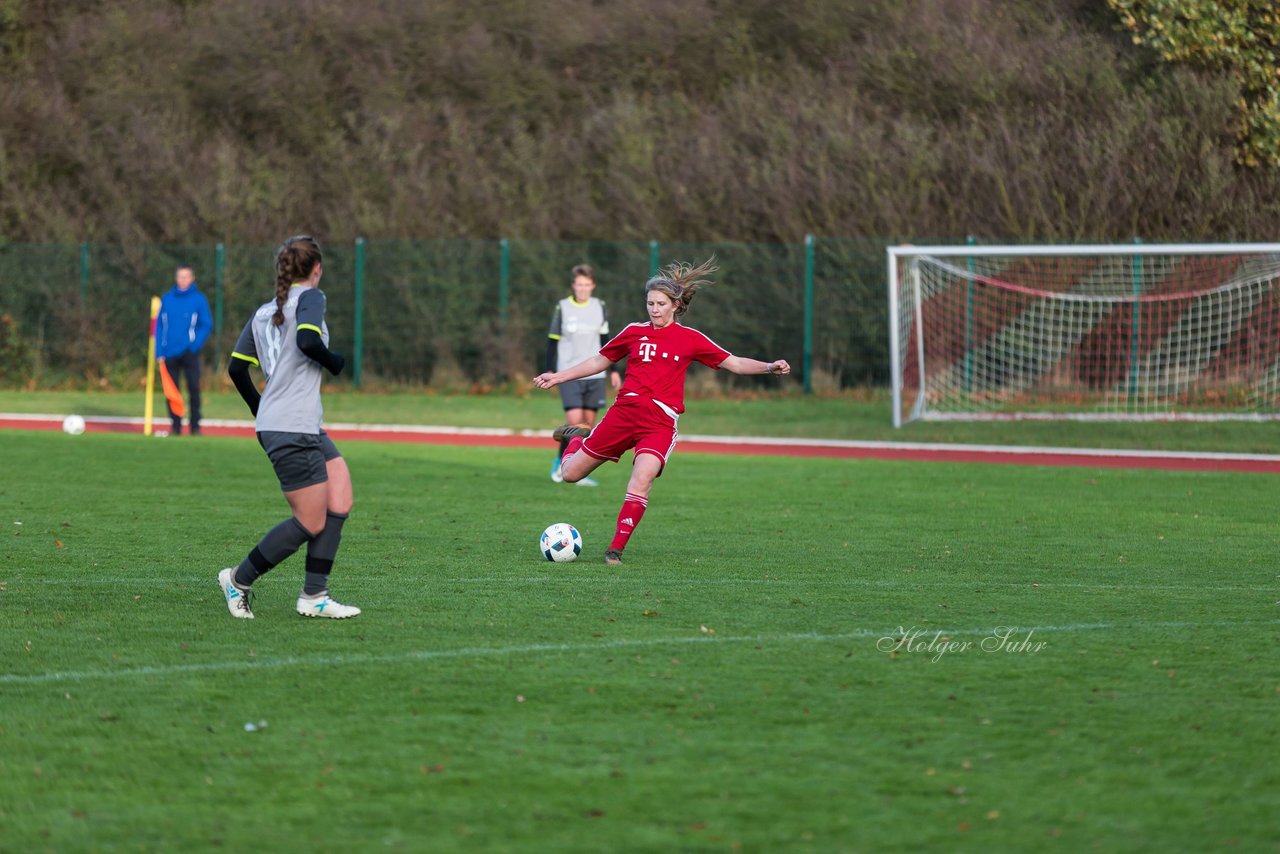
[{"xmin": 156, "ymin": 265, "xmax": 212, "ymax": 436}]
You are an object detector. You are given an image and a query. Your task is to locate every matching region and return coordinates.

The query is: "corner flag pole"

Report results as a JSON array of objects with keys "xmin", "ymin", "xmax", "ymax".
[{"xmin": 144, "ymin": 296, "xmax": 160, "ymax": 436}]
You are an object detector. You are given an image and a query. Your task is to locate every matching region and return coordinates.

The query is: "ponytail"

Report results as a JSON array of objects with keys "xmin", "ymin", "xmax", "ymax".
[
  {"xmin": 272, "ymin": 235, "xmax": 323, "ymax": 326},
  {"xmin": 645, "ymin": 256, "xmax": 717, "ymax": 318},
  {"xmin": 272, "ymin": 274, "xmax": 290, "ymax": 328}
]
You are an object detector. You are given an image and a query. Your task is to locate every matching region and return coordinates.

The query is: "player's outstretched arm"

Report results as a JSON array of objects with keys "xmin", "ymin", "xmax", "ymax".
[
  {"xmin": 720, "ymin": 355, "xmax": 791, "ymax": 376},
  {"xmin": 533, "ymin": 354, "xmax": 612, "ymax": 389}
]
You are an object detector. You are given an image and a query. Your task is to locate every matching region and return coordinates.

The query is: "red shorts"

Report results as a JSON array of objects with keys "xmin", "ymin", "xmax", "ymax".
[{"xmin": 580, "ymin": 395, "xmax": 678, "ymax": 475}]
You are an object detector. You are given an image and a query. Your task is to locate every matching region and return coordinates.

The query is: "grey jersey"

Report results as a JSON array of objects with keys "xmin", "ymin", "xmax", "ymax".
[
  {"xmin": 231, "ymin": 286, "xmax": 329, "ymax": 434},
  {"xmin": 549, "ymin": 297, "xmax": 609, "ymax": 378}
]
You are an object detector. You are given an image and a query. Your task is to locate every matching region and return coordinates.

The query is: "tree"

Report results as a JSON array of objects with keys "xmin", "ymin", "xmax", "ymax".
[{"xmin": 1108, "ymin": 0, "xmax": 1280, "ymax": 168}]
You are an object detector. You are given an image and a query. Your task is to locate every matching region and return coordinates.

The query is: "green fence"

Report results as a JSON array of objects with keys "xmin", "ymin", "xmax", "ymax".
[{"xmin": 0, "ymin": 238, "xmax": 905, "ymax": 390}]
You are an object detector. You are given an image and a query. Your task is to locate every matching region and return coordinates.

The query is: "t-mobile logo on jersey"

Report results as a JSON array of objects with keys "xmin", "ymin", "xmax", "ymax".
[{"xmin": 638, "ymin": 342, "xmax": 658, "ymax": 362}]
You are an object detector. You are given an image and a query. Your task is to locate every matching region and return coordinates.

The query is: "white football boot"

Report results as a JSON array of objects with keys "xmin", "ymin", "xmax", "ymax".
[
  {"xmin": 218, "ymin": 568, "xmax": 255, "ymax": 619},
  {"xmin": 296, "ymin": 591, "xmax": 362, "ymax": 619}
]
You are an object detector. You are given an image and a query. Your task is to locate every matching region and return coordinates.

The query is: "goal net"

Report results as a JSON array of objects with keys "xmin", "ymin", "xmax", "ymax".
[{"xmin": 888, "ymin": 244, "xmax": 1280, "ymax": 426}]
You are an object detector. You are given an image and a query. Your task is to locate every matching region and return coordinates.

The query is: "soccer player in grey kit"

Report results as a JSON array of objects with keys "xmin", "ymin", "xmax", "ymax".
[
  {"xmin": 219, "ymin": 235, "xmax": 360, "ymax": 619},
  {"xmin": 546, "ymin": 264, "xmax": 621, "ymax": 483}
]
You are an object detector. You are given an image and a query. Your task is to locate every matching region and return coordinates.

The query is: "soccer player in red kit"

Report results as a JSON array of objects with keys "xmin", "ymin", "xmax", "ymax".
[{"xmin": 533, "ymin": 258, "xmax": 790, "ymax": 565}]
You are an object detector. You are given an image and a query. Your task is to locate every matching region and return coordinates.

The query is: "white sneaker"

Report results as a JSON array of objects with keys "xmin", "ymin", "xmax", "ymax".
[
  {"xmin": 218, "ymin": 568, "xmax": 254, "ymax": 619},
  {"xmin": 575, "ymin": 476, "xmax": 599, "ymax": 487},
  {"xmin": 296, "ymin": 592, "xmax": 362, "ymax": 619},
  {"xmin": 550, "ymin": 455, "xmax": 564, "ymax": 483}
]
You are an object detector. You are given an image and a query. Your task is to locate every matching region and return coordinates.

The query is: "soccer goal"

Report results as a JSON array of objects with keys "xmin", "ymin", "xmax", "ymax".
[{"xmin": 888, "ymin": 243, "xmax": 1280, "ymax": 426}]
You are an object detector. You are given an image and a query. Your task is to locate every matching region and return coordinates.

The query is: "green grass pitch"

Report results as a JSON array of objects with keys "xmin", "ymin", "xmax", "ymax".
[{"xmin": 2, "ymin": 429, "xmax": 1276, "ymax": 851}]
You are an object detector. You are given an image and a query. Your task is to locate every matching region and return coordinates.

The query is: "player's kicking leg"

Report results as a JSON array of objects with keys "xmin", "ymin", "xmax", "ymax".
[
  {"xmin": 553, "ymin": 424, "xmax": 607, "ymax": 486},
  {"xmin": 554, "ymin": 403, "xmax": 595, "ymax": 484},
  {"xmin": 573, "ymin": 408, "xmax": 602, "ymax": 488}
]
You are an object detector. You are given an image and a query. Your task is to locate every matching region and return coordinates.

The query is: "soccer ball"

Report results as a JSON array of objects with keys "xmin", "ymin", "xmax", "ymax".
[
  {"xmin": 540, "ymin": 522, "xmax": 582, "ymax": 563},
  {"xmin": 62, "ymin": 415, "xmax": 86, "ymax": 435}
]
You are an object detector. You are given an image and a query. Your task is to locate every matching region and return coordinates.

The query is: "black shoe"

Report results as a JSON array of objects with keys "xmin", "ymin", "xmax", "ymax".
[
  {"xmin": 552, "ymin": 424, "xmax": 592, "ymax": 443},
  {"xmin": 603, "ymin": 548, "xmax": 623, "ymax": 566},
  {"xmin": 190, "ymin": 425, "xmax": 201, "ymax": 436}
]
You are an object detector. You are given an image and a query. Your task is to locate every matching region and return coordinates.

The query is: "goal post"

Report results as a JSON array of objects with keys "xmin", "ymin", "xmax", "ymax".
[{"xmin": 887, "ymin": 243, "xmax": 1280, "ymax": 426}]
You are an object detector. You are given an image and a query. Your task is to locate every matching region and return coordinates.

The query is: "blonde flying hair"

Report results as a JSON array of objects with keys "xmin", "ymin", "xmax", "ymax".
[
  {"xmin": 272, "ymin": 235, "xmax": 323, "ymax": 327},
  {"xmin": 645, "ymin": 256, "xmax": 717, "ymax": 318}
]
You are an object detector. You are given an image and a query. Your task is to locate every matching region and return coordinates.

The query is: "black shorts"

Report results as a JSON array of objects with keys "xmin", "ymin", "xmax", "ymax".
[
  {"xmin": 559, "ymin": 378, "xmax": 607, "ymax": 412},
  {"xmin": 258, "ymin": 430, "xmax": 342, "ymax": 492}
]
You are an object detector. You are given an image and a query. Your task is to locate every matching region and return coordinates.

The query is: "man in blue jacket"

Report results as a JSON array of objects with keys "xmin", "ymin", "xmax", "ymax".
[{"xmin": 157, "ymin": 265, "xmax": 213, "ymax": 435}]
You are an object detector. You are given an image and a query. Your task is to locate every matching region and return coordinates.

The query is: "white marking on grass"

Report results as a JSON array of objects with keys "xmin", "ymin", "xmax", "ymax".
[
  {"xmin": 6, "ymin": 412, "xmax": 1279, "ymax": 464},
  {"xmin": 3, "ymin": 620, "xmax": 1273, "ymax": 686},
  {"xmin": 446, "ymin": 577, "xmax": 1261, "ymax": 592},
  {"xmin": 1, "ymin": 576, "xmax": 1261, "ymax": 594},
  {"xmin": 0, "ymin": 412, "xmax": 526, "ymax": 435}
]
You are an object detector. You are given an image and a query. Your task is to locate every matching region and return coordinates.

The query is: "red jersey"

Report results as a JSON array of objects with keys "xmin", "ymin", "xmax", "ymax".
[{"xmin": 599, "ymin": 322, "xmax": 730, "ymax": 413}]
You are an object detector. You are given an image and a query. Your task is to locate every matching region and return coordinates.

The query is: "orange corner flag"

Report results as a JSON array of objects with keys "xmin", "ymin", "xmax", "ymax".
[{"xmin": 158, "ymin": 361, "xmax": 185, "ymax": 418}]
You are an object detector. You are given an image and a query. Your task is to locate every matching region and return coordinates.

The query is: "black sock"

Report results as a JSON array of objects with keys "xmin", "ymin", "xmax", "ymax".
[
  {"xmin": 558, "ymin": 438, "xmax": 569, "ymax": 457},
  {"xmin": 234, "ymin": 517, "xmax": 315, "ymax": 587},
  {"xmin": 233, "ymin": 547, "xmax": 272, "ymax": 588},
  {"xmin": 302, "ymin": 561, "xmax": 333, "ymax": 597},
  {"xmin": 303, "ymin": 511, "xmax": 348, "ymax": 596}
]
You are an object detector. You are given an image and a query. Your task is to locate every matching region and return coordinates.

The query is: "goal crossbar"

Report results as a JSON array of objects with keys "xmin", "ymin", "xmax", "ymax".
[{"xmin": 889, "ymin": 243, "xmax": 1280, "ymax": 258}]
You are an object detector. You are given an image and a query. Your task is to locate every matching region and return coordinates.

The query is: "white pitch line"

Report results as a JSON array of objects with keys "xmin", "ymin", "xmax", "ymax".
[
  {"xmin": 444, "ymin": 577, "xmax": 1262, "ymax": 592},
  {"xmin": 0, "ymin": 412, "xmax": 533, "ymax": 436},
  {"xmin": 4, "ymin": 620, "xmax": 1273, "ymax": 687},
  {"xmin": 7, "ymin": 412, "xmax": 1280, "ymax": 463},
  {"xmin": 686, "ymin": 435, "xmax": 1280, "ymax": 462},
  {"xmin": 0, "ymin": 630, "xmax": 874, "ymax": 686},
  {"xmin": 0, "ymin": 576, "xmax": 1261, "ymax": 593}
]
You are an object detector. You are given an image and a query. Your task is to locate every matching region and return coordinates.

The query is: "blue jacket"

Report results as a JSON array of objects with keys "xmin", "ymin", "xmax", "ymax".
[{"xmin": 157, "ymin": 283, "xmax": 213, "ymax": 359}]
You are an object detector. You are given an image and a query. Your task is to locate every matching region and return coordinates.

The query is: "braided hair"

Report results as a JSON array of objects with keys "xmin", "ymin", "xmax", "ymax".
[{"xmin": 272, "ymin": 235, "xmax": 322, "ymax": 327}]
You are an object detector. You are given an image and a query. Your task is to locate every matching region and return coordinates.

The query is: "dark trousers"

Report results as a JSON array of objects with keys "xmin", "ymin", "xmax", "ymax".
[{"xmin": 165, "ymin": 351, "xmax": 202, "ymax": 433}]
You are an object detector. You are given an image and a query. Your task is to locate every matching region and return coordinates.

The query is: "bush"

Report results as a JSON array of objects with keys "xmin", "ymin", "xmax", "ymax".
[
  {"xmin": 0, "ymin": 0, "xmax": 1275, "ymax": 245},
  {"xmin": 0, "ymin": 313, "xmax": 32, "ymax": 386}
]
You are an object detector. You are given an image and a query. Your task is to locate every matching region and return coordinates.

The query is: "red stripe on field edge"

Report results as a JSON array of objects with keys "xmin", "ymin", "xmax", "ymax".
[
  {"xmin": 676, "ymin": 442, "xmax": 1280, "ymax": 474},
  {"xmin": 4, "ymin": 417, "xmax": 1277, "ymax": 474}
]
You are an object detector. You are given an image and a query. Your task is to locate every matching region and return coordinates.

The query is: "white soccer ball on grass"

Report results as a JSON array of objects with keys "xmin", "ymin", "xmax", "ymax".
[{"xmin": 540, "ymin": 523, "xmax": 582, "ymax": 563}]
